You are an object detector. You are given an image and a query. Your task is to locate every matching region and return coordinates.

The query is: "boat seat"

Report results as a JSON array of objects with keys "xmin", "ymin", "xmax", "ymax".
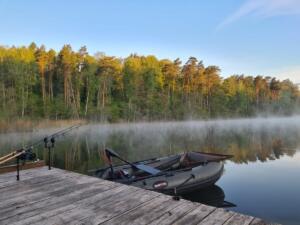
[
  {"xmin": 135, "ymin": 164, "xmax": 161, "ymax": 175},
  {"xmin": 142, "ymin": 155, "xmax": 181, "ymax": 172}
]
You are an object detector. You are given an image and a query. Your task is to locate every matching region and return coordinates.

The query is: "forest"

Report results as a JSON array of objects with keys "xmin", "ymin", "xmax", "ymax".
[{"xmin": 0, "ymin": 43, "xmax": 299, "ymax": 122}]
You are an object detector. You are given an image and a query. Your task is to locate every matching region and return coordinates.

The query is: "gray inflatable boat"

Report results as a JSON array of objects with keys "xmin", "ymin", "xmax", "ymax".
[{"xmin": 93, "ymin": 149, "xmax": 232, "ymax": 194}]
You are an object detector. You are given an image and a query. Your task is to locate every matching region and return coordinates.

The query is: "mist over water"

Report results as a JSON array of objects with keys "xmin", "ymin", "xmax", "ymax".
[
  {"xmin": 1, "ymin": 116, "xmax": 300, "ymax": 166},
  {"xmin": 1, "ymin": 116, "xmax": 300, "ymax": 224}
]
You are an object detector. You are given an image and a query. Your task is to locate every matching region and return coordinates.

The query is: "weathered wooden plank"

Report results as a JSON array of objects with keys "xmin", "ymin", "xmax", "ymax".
[
  {"xmin": 98, "ymin": 194, "xmax": 183, "ymax": 225},
  {"xmin": 0, "ymin": 175, "xmax": 65, "ymax": 200},
  {"xmin": 30, "ymin": 186, "xmax": 159, "ymax": 225},
  {"xmin": 0, "ymin": 167, "xmax": 279, "ymax": 225},
  {"xmin": 0, "ymin": 175, "xmax": 68, "ymax": 196},
  {"xmin": 0, "ymin": 160, "xmax": 45, "ymax": 174},
  {"xmin": 0, "ymin": 170, "xmax": 115, "ymax": 211},
  {"xmin": 0, "ymin": 177, "xmax": 107, "ymax": 213},
  {"xmin": 0, "ymin": 168, "xmax": 63, "ymax": 187},
  {"xmin": 0, "ymin": 168, "xmax": 111, "ymax": 195},
  {"xmin": 148, "ymin": 200, "xmax": 198, "ymax": 225},
  {"xmin": 171, "ymin": 204, "xmax": 216, "ymax": 225},
  {"xmin": 198, "ymin": 208, "xmax": 234, "ymax": 225},
  {"xmin": 0, "ymin": 170, "xmax": 48, "ymax": 184},
  {"xmin": 0, "ymin": 167, "xmax": 87, "ymax": 183},
  {"xmin": 0, "ymin": 181, "xmax": 122, "ymax": 224},
  {"xmin": 9, "ymin": 185, "xmax": 142, "ymax": 225},
  {"xmin": 0, "ymin": 166, "xmax": 58, "ymax": 180},
  {"xmin": 223, "ymin": 212, "xmax": 254, "ymax": 225},
  {"xmin": 0, "ymin": 181, "xmax": 98, "ymax": 221},
  {"xmin": 250, "ymin": 218, "xmax": 268, "ymax": 225},
  {"xmin": 0, "ymin": 178, "xmax": 73, "ymax": 211},
  {"xmin": 0, "ymin": 167, "xmax": 112, "ymax": 191}
]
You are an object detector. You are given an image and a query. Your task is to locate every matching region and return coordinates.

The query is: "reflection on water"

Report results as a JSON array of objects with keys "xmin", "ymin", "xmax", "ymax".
[
  {"xmin": 182, "ymin": 185, "xmax": 236, "ymax": 208},
  {"xmin": 1, "ymin": 116, "xmax": 300, "ymax": 225},
  {"xmin": 219, "ymin": 152, "xmax": 300, "ymax": 225}
]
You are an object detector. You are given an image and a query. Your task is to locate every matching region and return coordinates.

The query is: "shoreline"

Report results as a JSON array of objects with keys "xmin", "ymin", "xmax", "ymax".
[{"xmin": 1, "ymin": 114, "xmax": 300, "ymax": 134}]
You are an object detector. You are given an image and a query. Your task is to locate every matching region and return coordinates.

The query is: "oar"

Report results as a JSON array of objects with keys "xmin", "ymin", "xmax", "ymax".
[{"xmin": 105, "ymin": 148, "xmax": 161, "ymax": 175}]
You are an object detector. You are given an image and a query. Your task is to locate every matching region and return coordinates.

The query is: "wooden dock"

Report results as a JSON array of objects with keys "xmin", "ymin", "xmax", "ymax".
[{"xmin": 0, "ymin": 167, "xmax": 278, "ymax": 225}]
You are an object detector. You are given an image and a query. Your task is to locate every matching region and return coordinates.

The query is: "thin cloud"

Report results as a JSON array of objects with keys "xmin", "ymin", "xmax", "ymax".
[
  {"xmin": 273, "ymin": 66, "xmax": 300, "ymax": 83},
  {"xmin": 217, "ymin": 0, "xmax": 300, "ymax": 29}
]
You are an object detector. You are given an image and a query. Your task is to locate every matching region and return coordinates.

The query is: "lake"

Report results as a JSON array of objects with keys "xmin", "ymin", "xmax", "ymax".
[{"xmin": 1, "ymin": 116, "xmax": 300, "ymax": 225}]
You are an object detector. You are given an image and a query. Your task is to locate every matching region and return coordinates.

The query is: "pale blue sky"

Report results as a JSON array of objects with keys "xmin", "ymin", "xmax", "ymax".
[{"xmin": 0, "ymin": 0, "xmax": 300, "ymax": 82}]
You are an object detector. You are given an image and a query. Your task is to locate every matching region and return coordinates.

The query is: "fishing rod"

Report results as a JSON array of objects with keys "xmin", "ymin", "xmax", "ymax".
[
  {"xmin": 0, "ymin": 150, "xmax": 27, "ymax": 165},
  {"xmin": 42, "ymin": 124, "xmax": 82, "ymax": 170},
  {"xmin": 0, "ymin": 124, "xmax": 81, "ymax": 165},
  {"xmin": 29, "ymin": 124, "xmax": 82, "ymax": 150},
  {"xmin": 0, "ymin": 124, "xmax": 82, "ymax": 180},
  {"xmin": 0, "ymin": 124, "xmax": 81, "ymax": 163}
]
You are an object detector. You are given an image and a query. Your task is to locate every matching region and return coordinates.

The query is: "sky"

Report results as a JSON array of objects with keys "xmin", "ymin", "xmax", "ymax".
[{"xmin": 0, "ymin": 0, "xmax": 300, "ymax": 83}]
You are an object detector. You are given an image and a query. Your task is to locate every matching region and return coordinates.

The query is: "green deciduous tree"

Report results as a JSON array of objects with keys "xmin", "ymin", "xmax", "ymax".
[{"xmin": 0, "ymin": 43, "xmax": 299, "ymax": 122}]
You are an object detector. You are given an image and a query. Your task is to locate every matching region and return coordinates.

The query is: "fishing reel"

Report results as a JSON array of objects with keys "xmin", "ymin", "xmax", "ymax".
[
  {"xmin": 5, "ymin": 124, "xmax": 81, "ymax": 181},
  {"xmin": 14, "ymin": 147, "xmax": 37, "ymax": 181},
  {"xmin": 18, "ymin": 151, "xmax": 36, "ymax": 161},
  {"xmin": 18, "ymin": 147, "xmax": 36, "ymax": 162}
]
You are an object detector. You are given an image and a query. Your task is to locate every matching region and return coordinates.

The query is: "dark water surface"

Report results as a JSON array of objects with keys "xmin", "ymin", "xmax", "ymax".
[{"xmin": 1, "ymin": 116, "xmax": 300, "ymax": 225}]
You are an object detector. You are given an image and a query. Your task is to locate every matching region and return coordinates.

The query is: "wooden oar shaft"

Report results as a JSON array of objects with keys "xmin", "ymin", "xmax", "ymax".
[{"xmin": 0, "ymin": 151, "xmax": 24, "ymax": 165}]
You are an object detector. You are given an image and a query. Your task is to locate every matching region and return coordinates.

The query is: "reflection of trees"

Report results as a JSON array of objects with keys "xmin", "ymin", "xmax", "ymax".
[
  {"xmin": 197, "ymin": 126, "xmax": 297, "ymax": 164},
  {"xmin": 215, "ymin": 129, "xmax": 296, "ymax": 164},
  {"xmin": 0, "ymin": 121, "xmax": 299, "ymax": 173},
  {"xmin": 73, "ymin": 126, "xmax": 299, "ymax": 169},
  {"xmin": 60, "ymin": 123, "xmax": 299, "ymax": 172}
]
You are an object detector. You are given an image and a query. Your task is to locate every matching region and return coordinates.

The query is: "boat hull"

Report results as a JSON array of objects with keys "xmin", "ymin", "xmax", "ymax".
[
  {"xmin": 93, "ymin": 152, "xmax": 227, "ymax": 194},
  {"xmin": 131, "ymin": 161, "xmax": 224, "ymax": 194}
]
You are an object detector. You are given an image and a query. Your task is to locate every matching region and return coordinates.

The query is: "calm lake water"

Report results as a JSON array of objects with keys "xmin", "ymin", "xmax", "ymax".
[{"xmin": 1, "ymin": 116, "xmax": 300, "ymax": 225}]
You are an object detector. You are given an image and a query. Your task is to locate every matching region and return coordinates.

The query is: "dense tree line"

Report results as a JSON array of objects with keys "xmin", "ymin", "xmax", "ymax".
[{"xmin": 0, "ymin": 43, "xmax": 299, "ymax": 122}]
